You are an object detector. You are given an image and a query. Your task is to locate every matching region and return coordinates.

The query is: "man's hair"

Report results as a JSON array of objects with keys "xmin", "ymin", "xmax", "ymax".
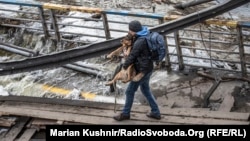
[{"xmin": 129, "ymin": 20, "xmax": 142, "ymax": 32}]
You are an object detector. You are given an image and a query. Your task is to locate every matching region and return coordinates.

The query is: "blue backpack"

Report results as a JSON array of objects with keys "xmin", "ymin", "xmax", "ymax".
[{"xmin": 140, "ymin": 32, "xmax": 166, "ymax": 62}]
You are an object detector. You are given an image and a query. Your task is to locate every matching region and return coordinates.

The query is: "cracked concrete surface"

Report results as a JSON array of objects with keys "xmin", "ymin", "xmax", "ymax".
[{"xmin": 134, "ymin": 69, "xmax": 249, "ymax": 113}]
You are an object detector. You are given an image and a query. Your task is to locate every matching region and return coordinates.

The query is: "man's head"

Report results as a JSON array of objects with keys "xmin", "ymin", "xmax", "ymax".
[{"xmin": 129, "ymin": 20, "xmax": 142, "ymax": 33}]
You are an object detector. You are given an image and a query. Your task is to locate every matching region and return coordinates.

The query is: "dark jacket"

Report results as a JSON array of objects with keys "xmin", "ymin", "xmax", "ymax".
[{"xmin": 123, "ymin": 26, "xmax": 154, "ymax": 74}]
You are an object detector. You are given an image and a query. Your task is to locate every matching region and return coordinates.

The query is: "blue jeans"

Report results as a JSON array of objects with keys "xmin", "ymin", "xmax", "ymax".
[{"xmin": 122, "ymin": 71, "xmax": 161, "ymax": 116}]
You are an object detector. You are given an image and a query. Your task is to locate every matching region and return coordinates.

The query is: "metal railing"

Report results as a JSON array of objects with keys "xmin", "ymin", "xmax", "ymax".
[
  {"xmin": 164, "ymin": 23, "xmax": 250, "ymax": 77},
  {"xmin": 0, "ymin": 1, "xmax": 162, "ymax": 43}
]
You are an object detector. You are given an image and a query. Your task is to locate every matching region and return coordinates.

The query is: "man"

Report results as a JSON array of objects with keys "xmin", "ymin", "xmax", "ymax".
[{"xmin": 113, "ymin": 20, "xmax": 161, "ymax": 121}]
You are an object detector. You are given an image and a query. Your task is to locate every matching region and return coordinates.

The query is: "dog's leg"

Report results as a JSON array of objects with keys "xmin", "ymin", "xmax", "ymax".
[
  {"xmin": 132, "ymin": 72, "xmax": 144, "ymax": 82},
  {"xmin": 106, "ymin": 46, "xmax": 123, "ymax": 59},
  {"xmin": 105, "ymin": 74, "xmax": 119, "ymax": 86},
  {"xmin": 121, "ymin": 64, "xmax": 133, "ymax": 83},
  {"xmin": 108, "ymin": 64, "xmax": 122, "ymax": 91},
  {"xmin": 126, "ymin": 65, "xmax": 133, "ymax": 82},
  {"xmin": 126, "ymin": 47, "xmax": 132, "ymax": 55},
  {"xmin": 106, "ymin": 64, "xmax": 122, "ymax": 87},
  {"xmin": 106, "ymin": 67, "xmax": 126, "ymax": 86},
  {"xmin": 123, "ymin": 46, "xmax": 132, "ymax": 58}
]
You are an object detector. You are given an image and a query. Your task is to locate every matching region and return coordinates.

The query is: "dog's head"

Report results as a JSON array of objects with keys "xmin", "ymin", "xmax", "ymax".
[
  {"xmin": 106, "ymin": 33, "xmax": 134, "ymax": 60},
  {"xmin": 121, "ymin": 33, "xmax": 134, "ymax": 47}
]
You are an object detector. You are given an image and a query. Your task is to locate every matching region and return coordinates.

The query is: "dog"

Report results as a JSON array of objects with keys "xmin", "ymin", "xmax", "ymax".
[{"xmin": 105, "ymin": 33, "xmax": 143, "ymax": 86}]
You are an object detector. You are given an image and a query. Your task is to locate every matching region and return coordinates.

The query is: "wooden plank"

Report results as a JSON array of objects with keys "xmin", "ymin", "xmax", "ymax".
[
  {"xmin": 1, "ymin": 116, "xmax": 30, "ymax": 141},
  {"xmin": 0, "ymin": 95, "xmax": 119, "ymax": 110},
  {"xmin": 0, "ymin": 106, "xmax": 168, "ymax": 125},
  {"xmin": 0, "ymin": 102, "xmax": 6, "ymax": 116},
  {"xmin": 218, "ymin": 94, "xmax": 235, "ymax": 112},
  {"xmin": 28, "ymin": 118, "xmax": 83, "ymax": 129},
  {"xmin": 2, "ymin": 101, "xmax": 250, "ymax": 122},
  {"xmin": 15, "ymin": 128, "xmax": 37, "ymax": 141},
  {"xmin": 0, "ymin": 103, "xmax": 249, "ymax": 125},
  {"xmin": 30, "ymin": 118, "xmax": 61, "ymax": 126},
  {"xmin": 0, "ymin": 117, "xmax": 16, "ymax": 127},
  {"xmin": 26, "ymin": 118, "xmax": 59, "ymax": 130},
  {"xmin": 2, "ymin": 96, "xmax": 248, "ymax": 122},
  {"xmin": 159, "ymin": 108, "xmax": 249, "ymax": 121},
  {"xmin": 0, "ymin": 112, "xmax": 9, "ymax": 116}
]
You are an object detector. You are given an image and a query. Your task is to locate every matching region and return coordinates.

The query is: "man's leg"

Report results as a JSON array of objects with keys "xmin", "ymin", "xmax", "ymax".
[
  {"xmin": 140, "ymin": 72, "xmax": 161, "ymax": 118},
  {"xmin": 113, "ymin": 81, "xmax": 140, "ymax": 121},
  {"xmin": 122, "ymin": 81, "xmax": 140, "ymax": 115}
]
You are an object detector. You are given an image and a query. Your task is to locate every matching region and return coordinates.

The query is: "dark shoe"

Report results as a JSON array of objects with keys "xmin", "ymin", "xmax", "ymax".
[
  {"xmin": 146, "ymin": 112, "xmax": 161, "ymax": 120},
  {"xmin": 113, "ymin": 113, "xmax": 130, "ymax": 121}
]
